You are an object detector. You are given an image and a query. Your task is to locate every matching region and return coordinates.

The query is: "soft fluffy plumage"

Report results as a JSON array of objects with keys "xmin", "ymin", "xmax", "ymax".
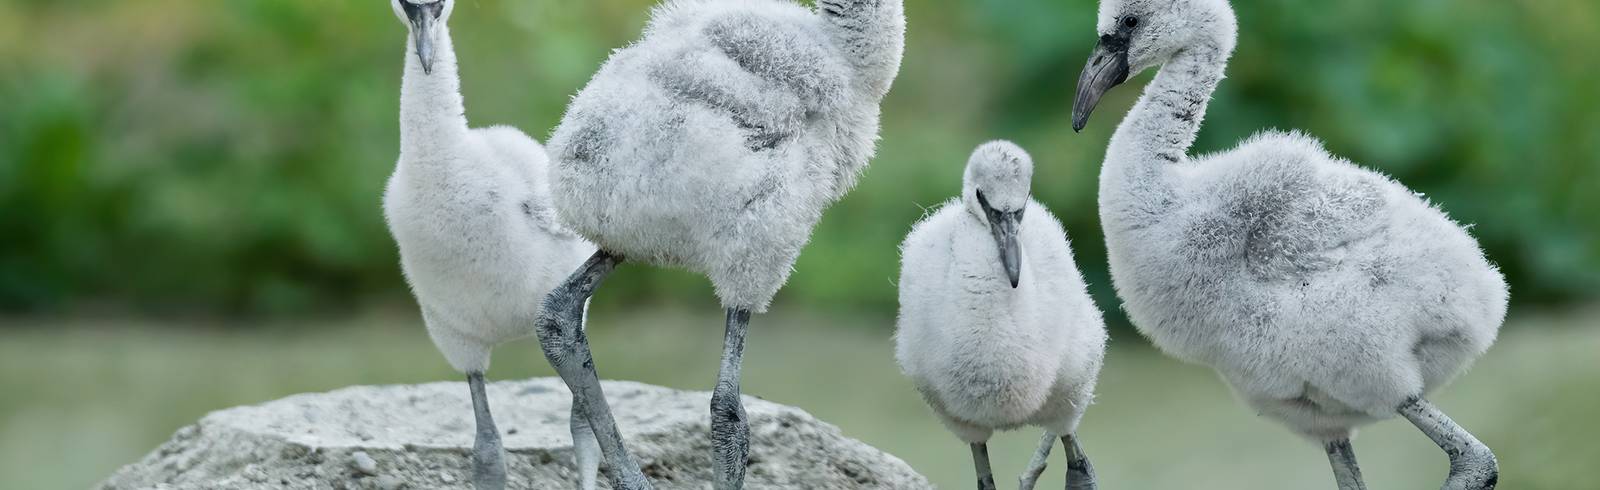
[
  {"xmin": 896, "ymin": 142, "xmax": 1107, "ymax": 441},
  {"xmin": 1088, "ymin": 0, "xmax": 1507, "ymax": 440},
  {"xmin": 382, "ymin": 19, "xmax": 594, "ymax": 374},
  {"xmin": 546, "ymin": 0, "xmax": 904, "ymax": 311}
]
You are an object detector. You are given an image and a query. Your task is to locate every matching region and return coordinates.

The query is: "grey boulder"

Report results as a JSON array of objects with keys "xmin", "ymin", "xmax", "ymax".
[{"xmin": 99, "ymin": 378, "xmax": 930, "ymax": 489}]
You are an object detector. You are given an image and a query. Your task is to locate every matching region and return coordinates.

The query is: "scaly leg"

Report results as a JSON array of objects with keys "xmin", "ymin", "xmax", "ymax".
[
  {"xmin": 1018, "ymin": 432, "xmax": 1054, "ymax": 490},
  {"xmin": 1063, "ymin": 433, "xmax": 1096, "ymax": 490},
  {"xmin": 1324, "ymin": 438, "xmax": 1368, "ymax": 490},
  {"xmin": 467, "ymin": 372, "xmax": 507, "ymax": 490},
  {"xmin": 536, "ymin": 251, "xmax": 651, "ymax": 489},
  {"xmin": 971, "ymin": 442, "xmax": 997, "ymax": 490},
  {"xmin": 1399, "ymin": 398, "xmax": 1498, "ymax": 490},
  {"xmin": 571, "ymin": 395, "xmax": 599, "ymax": 490},
  {"xmin": 712, "ymin": 308, "xmax": 752, "ymax": 490}
]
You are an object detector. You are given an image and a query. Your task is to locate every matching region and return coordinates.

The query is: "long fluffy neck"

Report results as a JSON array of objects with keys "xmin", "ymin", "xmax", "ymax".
[
  {"xmin": 818, "ymin": 0, "xmax": 905, "ymax": 96},
  {"xmin": 399, "ymin": 25, "xmax": 467, "ymax": 159},
  {"xmin": 1100, "ymin": 17, "xmax": 1234, "ymax": 224}
]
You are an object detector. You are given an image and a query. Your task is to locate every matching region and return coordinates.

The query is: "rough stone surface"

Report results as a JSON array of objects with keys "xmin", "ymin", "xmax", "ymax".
[{"xmin": 99, "ymin": 378, "xmax": 931, "ymax": 489}]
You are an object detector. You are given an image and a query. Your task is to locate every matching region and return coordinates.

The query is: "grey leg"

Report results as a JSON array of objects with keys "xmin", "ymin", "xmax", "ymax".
[
  {"xmin": 971, "ymin": 442, "xmax": 997, "ymax": 490},
  {"xmin": 712, "ymin": 308, "xmax": 752, "ymax": 490},
  {"xmin": 1018, "ymin": 432, "xmax": 1054, "ymax": 490},
  {"xmin": 1399, "ymin": 398, "xmax": 1499, "ymax": 490},
  {"xmin": 1324, "ymin": 439, "xmax": 1368, "ymax": 490},
  {"xmin": 537, "ymin": 251, "xmax": 652, "ymax": 490},
  {"xmin": 1063, "ymin": 433, "xmax": 1096, "ymax": 490},
  {"xmin": 570, "ymin": 396, "xmax": 599, "ymax": 490},
  {"xmin": 467, "ymin": 372, "xmax": 507, "ymax": 490}
]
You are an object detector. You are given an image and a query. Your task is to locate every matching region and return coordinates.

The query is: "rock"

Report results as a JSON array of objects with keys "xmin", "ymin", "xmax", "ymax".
[
  {"xmin": 349, "ymin": 451, "xmax": 378, "ymax": 476},
  {"xmin": 99, "ymin": 378, "xmax": 930, "ymax": 489},
  {"xmin": 374, "ymin": 475, "xmax": 404, "ymax": 490}
]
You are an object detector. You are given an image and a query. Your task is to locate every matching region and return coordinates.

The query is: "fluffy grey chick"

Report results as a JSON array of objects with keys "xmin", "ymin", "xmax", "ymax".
[
  {"xmin": 381, "ymin": 1, "xmax": 598, "ymax": 488},
  {"xmin": 896, "ymin": 142, "xmax": 1107, "ymax": 490},
  {"xmin": 1071, "ymin": 1, "xmax": 1507, "ymax": 489},
  {"xmin": 536, "ymin": 1, "xmax": 905, "ymax": 489}
]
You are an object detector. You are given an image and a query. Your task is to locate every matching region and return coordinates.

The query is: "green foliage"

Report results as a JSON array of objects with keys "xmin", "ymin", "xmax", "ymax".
[{"xmin": 0, "ymin": 0, "xmax": 1595, "ymax": 317}]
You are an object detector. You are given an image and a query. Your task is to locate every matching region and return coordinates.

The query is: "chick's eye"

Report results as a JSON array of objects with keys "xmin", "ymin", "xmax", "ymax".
[{"xmin": 1123, "ymin": 16, "xmax": 1139, "ymax": 28}]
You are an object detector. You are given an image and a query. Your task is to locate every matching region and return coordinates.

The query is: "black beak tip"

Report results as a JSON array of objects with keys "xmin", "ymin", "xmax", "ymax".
[{"xmin": 1010, "ymin": 278, "xmax": 1020, "ymax": 288}]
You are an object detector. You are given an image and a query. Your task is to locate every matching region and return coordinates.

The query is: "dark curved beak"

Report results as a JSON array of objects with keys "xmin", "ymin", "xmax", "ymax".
[
  {"xmin": 977, "ymin": 190, "xmax": 1023, "ymax": 288},
  {"xmin": 1072, "ymin": 33, "xmax": 1131, "ymax": 132},
  {"xmin": 991, "ymin": 213, "xmax": 1022, "ymax": 288},
  {"xmin": 402, "ymin": 1, "xmax": 445, "ymax": 74}
]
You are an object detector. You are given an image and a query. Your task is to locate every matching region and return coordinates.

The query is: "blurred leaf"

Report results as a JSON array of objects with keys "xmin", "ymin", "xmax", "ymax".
[{"xmin": 0, "ymin": 0, "xmax": 1594, "ymax": 318}]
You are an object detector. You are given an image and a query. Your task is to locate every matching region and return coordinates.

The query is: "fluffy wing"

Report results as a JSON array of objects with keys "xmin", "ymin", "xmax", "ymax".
[
  {"xmin": 1199, "ymin": 132, "xmax": 1389, "ymax": 279},
  {"xmin": 645, "ymin": 7, "xmax": 851, "ymax": 152},
  {"xmin": 474, "ymin": 126, "xmax": 583, "ymax": 240}
]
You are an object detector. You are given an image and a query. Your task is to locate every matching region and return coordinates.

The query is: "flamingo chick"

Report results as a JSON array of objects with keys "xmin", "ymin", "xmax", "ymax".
[
  {"xmin": 537, "ymin": 0, "xmax": 905, "ymax": 488},
  {"xmin": 382, "ymin": 1, "xmax": 597, "ymax": 488},
  {"xmin": 1070, "ymin": 0, "xmax": 1507, "ymax": 488},
  {"xmin": 895, "ymin": 142, "xmax": 1107, "ymax": 490}
]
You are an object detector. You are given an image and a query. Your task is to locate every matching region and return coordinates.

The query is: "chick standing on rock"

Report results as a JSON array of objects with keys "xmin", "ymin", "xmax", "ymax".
[
  {"xmin": 536, "ymin": 0, "xmax": 905, "ymax": 488},
  {"xmin": 380, "ymin": 1, "xmax": 597, "ymax": 488}
]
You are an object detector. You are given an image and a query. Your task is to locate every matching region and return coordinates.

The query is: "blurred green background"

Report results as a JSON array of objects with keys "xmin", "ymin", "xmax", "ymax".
[{"xmin": 1, "ymin": 0, "xmax": 1596, "ymax": 488}]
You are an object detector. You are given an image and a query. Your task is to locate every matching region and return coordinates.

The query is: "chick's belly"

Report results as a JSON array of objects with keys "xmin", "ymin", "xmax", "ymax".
[
  {"xmin": 929, "ymin": 364, "xmax": 1052, "ymax": 424},
  {"xmin": 579, "ymin": 199, "xmax": 707, "ymax": 267},
  {"xmin": 939, "ymin": 390, "xmax": 1036, "ymax": 429}
]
